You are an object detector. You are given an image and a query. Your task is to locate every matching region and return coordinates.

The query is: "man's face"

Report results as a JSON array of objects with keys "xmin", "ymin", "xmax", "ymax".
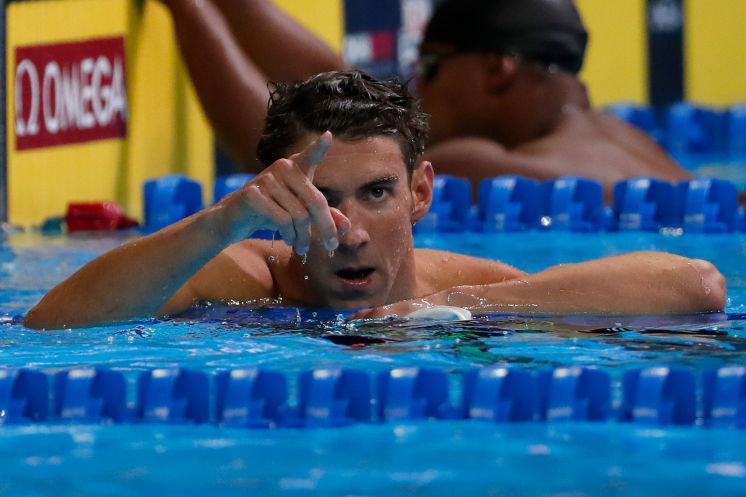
[{"xmin": 293, "ymin": 135, "xmax": 431, "ymax": 309}]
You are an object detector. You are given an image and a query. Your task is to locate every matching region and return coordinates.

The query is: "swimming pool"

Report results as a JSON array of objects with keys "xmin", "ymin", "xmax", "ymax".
[{"xmin": 2, "ymin": 228, "xmax": 746, "ymax": 496}]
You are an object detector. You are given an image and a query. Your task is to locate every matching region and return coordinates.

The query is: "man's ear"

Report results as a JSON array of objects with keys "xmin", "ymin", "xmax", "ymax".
[
  {"xmin": 410, "ymin": 160, "xmax": 434, "ymax": 223},
  {"xmin": 483, "ymin": 54, "xmax": 519, "ymax": 94}
]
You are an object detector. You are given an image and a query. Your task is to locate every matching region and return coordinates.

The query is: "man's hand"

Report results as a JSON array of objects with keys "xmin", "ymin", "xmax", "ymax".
[{"xmin": 219, "ymin": 131, "xmax": 351, "ymax": 253}]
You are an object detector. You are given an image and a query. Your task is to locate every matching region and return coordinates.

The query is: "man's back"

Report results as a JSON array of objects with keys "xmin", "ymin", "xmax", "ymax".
[
  {"xmin": 517, "ymin": 107, "xmax": 690, "ymax": 196},
  {"xmin": 422, "ymin": 103, "xmax": 688, "ymax": 202}
]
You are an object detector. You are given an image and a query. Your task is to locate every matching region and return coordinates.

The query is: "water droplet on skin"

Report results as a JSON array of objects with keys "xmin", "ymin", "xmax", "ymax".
[
  {"xmin": 271, "ymin": 231, "xmax": 275, "ymax": 249},
  {"xmin": 705, "ymin": 287, "xmax": 712, "ymax": 295},
  {"xmin": 301, "ymin": 254, "xmax": 308, "ymax": 265},
  {"xmin": 268, "ymin": 255, "xmax": 275, "ymax": 262}
]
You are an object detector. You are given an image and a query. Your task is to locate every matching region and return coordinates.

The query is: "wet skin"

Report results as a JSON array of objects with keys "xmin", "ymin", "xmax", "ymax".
[
  {"xmin": 289, "ymin": 136, "xmax": 430, "ymax": 309},
  {"xmin": 21, "ymin": 132, "xmax": 725, "ymax": 330}
]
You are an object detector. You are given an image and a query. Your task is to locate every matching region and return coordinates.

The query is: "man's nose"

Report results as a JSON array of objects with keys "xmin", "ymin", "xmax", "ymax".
[{"xmin": 337, "ymin": 204, "xmax": 370, "ymax": 249}]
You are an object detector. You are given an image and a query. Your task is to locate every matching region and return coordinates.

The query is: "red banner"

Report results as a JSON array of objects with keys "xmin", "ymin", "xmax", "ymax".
[{"xmin": 14, "ymin": 37, "xmax": 128, "ymax": 151}]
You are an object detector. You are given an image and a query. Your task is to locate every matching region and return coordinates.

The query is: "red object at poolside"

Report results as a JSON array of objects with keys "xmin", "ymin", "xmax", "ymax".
[{"xmin": 65, "ymin": 202, "xmax": 139, "ymax": 232}]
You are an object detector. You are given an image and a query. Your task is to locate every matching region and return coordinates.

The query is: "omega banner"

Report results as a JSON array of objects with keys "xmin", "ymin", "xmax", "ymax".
[{"xmin": 13, "ymin": 36, "xmax": 128, "ymax": 151}]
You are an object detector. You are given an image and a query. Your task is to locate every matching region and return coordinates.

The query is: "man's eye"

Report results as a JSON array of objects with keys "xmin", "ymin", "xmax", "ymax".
[{"xmin": 369, "ymin": 187, "xmax": 388, "ymax": 200}]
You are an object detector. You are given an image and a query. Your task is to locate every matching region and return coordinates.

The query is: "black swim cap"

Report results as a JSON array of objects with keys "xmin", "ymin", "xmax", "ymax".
[{"xmin": 421, "ymin": 0, "xmax": 588, "ymax": 74}]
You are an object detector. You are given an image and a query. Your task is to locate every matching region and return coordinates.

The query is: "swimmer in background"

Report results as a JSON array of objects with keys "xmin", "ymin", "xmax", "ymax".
[
  {"xmin": 24, "ymin": 70, "xmax": 724, "ymax": 329},
  {"xmin": 154, "ymin": 0, "xmax": 690, "ymax": 202}
]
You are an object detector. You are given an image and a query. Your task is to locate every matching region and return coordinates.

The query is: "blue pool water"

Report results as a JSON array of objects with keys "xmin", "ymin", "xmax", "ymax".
[{"xmin": 3, "ymin": 229, "xmax": 746, "ymax": 496}]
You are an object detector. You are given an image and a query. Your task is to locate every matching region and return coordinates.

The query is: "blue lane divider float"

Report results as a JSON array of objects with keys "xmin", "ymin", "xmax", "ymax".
[
  {"xmin": 54, "ymin": 368, "xmax": 127, "ymax": 423},
  {"xmin": 143, "ymin": 174, "xmax": 203, "ymax": 232},
  {"xmin": 414, "ymin": 175, "xmax": 475, "ymax": 233},
  {"xmin": 377, "ymin": 368, "xmax": 455, "ymax": 421},
  {"xmin": 293, "ymin": 368, "xmax": 372, "ymax": 427},
  {"xmin": 610, "ymin": 177, "xmax": 677, "ymax": 231},
  {"xmin": 141, "ymin": 172, "xmax": 746, "ymax": 234},
  {"xmin": 215, "ymin": 368, "xmax": 286, "ymax": 428},
  {"xmin": 729, "ymin": 104, "xmax": 746, "ymax": 160},
  {"xmin": 665, "ymin": 102, "xmax": 730, "ymax": 166},
  {"xmin": 619, "ymin": 367, "xmax": 696, "ymax": 426},
  {"xmin": 675, "ymin": 177, "xmax": 743, "ymax": 233},
  {"xmin": 0, "ymin": 368, "xmax": 48, "ymax": 423},
  {"xmin": 137, "ymin": 368, "xmax": 210, "ymax": 424},
  {"xmin": 213, "ymin": 174, "xmax": 255, "ymax": 203},
  {"xmin": 476, "ymin": 176, "xmax": 541, "ymax": 232},
  {"xmin": 703, "ymin": 365, "xmax": 746, "ymax": 429},
  {"xmin": 537, "ymin": 367, "xmax": 612, "ymax": 422},
  {"xmin": 461, "ymin": 366, "xmax": 534, "ymax": 422},
  {"xmin": 5, "ymin": 365, "xmax": 746, "ymax": 429},
  {"xmin": 538, "ymin": 177, "xmax": 607, "ymax": 232}
]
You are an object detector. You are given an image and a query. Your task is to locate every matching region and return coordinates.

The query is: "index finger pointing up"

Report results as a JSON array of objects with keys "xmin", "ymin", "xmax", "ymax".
[{"xmin": 293, "ymin": 131, "xmax": 332, "ymax": 181}]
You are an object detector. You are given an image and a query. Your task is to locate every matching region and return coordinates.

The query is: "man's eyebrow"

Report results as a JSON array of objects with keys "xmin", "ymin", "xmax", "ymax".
[
  {"xmin": 360, "ymin": 175, "xmax": 400, "ymax": 189},
  {"xmin": 316, "ymin": 176, "xmax": 400, "ymax": 195}
]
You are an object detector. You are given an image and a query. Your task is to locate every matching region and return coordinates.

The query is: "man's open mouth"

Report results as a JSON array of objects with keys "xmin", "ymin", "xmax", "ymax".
[{"xmin": 335, "ymin": 267, "xmax": 375, "ymax": 280}]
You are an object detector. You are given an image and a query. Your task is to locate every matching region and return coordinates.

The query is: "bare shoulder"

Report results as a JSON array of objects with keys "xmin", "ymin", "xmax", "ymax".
[
  {"xmin": 414, "ymin": 248, "xmax": 526, "ymax": 291},
  {"xmin": 188, "ymin": 239, "xmax": 290, "ymax": 301}
]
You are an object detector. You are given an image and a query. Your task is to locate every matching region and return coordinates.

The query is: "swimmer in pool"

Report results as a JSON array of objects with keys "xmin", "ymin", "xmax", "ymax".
[
  {"xmin": 23, "ymin": 70, "xmax": 724, "ymax": 329},
  {"xmin": 154, "ymin": 0, "xmax": 690, "ymax": 201}
]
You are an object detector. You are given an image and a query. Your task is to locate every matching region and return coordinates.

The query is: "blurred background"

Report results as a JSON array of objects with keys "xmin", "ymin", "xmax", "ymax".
[{"xmin": 3, "ymin": 0, "xmax": 746, "ymax": 227}]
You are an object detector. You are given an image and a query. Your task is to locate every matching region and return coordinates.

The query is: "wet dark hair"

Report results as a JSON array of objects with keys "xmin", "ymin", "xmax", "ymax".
[{"xmin": 257, "ymin": 70, "xmax": 429, "ymax": 175}]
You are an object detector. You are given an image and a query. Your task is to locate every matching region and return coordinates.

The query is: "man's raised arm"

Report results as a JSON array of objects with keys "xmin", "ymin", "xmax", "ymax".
[
  {"xmin": 354, "ymin": 252, "xmax": 726, "ymax": 318},
  {"xmin": 24, "ymin": 133, "xmax": 342, "ymax": 330}
]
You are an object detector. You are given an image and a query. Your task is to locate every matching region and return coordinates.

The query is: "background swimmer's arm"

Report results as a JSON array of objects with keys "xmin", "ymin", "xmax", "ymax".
[
  {"xmin": 158, "ymin": 0, "xmax": 346, "ymax": 171},
  {"xmin": 209, "ymin": 0, "xmax": 346, "ymax": 80},
  {"xmin": 353, "ymin": 252, "xmax": 726, "ymax": 318},
  {"xmin": 157, "ymin": 0, "xmax": 270, "ymax": 170}
]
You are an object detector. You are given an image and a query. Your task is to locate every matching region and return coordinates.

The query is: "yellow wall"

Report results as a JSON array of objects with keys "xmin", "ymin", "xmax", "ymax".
[
  {"xmin": 123, "ymin": 1, "xmax": 213, "ymax": 220},
  {"xmin": 575, "ymin": 0, "xmax": 648, "ymax": 107},
  {"xmin": 7, "ymin": 0, "xmax": 133, "ymax": 225},
  {"xmin": 685, "ymin": 0, "xmax": 746, "ymax": 106},
  {"xmin": 273, "ymin": 0, "xmax": 344, "ymax": 52},
  {"xmin": 5, "ymin": 0, "xmax": 343, "ymax": 227},
  {"xmin": 6, "ymin": 0, "xmax": 213, "ymax": 226},
  {"xmin": 576, "ymin": 0, "xmax": 746, "ymax": 107}
]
